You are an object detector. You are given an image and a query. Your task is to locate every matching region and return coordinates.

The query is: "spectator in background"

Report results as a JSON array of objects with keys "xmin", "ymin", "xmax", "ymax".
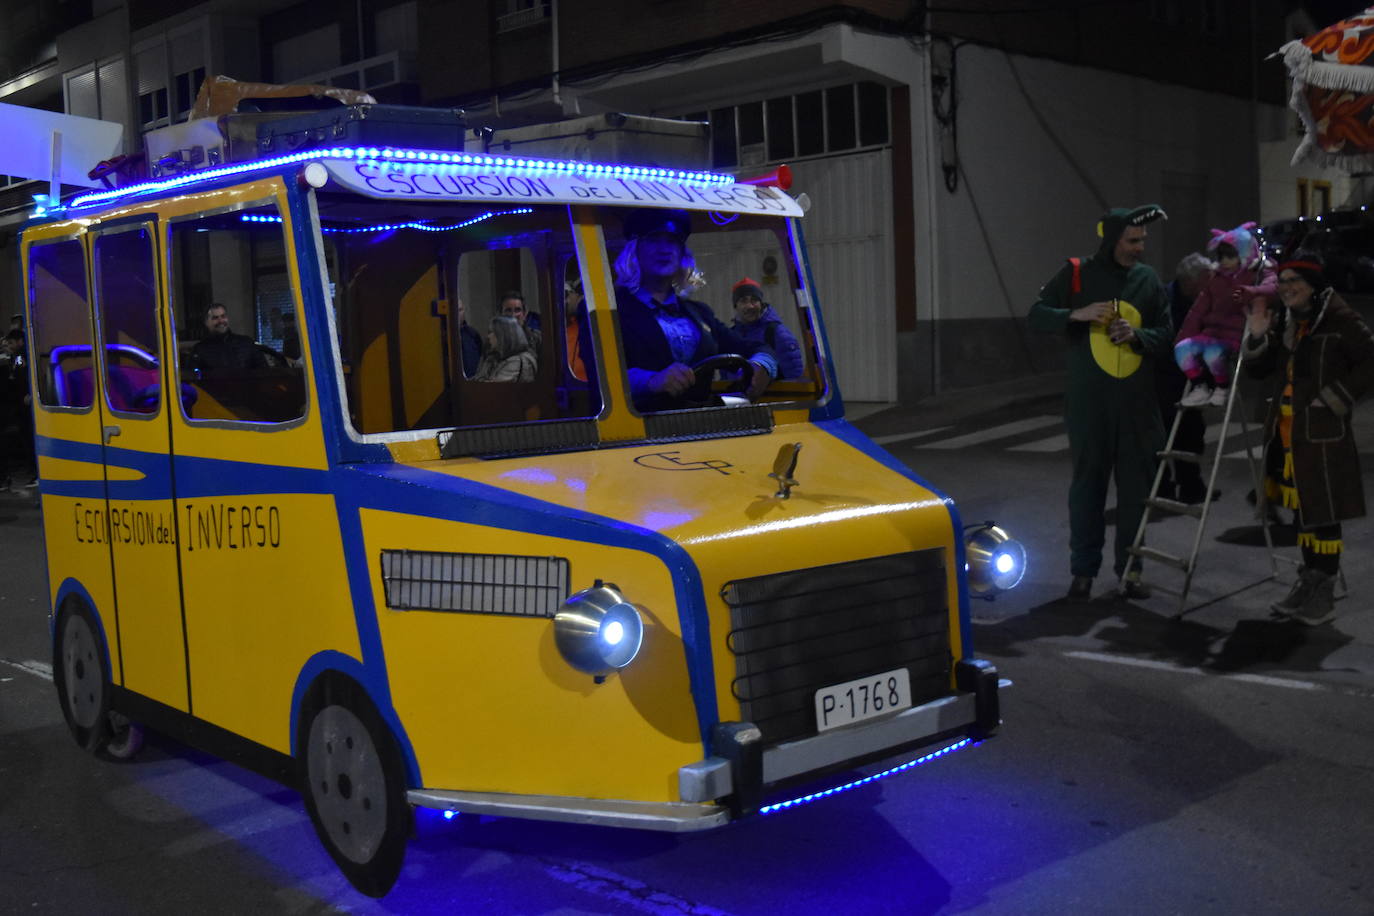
[
  {"xmin": 1028, "ymin": 204, "xmax": 1173, "ymax": 603},
  {"xmin": 500, "ymin": 290, "xmax": 541, "ymax": 355},
  {"xmin": 1, "ymin": 330, "xmax": 35, "ymax": 489},
  {"xmin": 474, "ymin": 315, "xmax": 537, "ymax": 382},
  {"xmin": 457, "ymin": 297, "xmax": 484, "ymax": 379},
  {"xmin": 1243, "ymin": 251, "xmax": 1374, "ymax": 625},
  {"xmin": 729, "ymin": 277, "xmax": 805, "ymax": 379},
  {"xmin": 1175, "ymin": 222, "xmax": 1277, "ymax": 409},
  {"xmin": 1157, "ymin": 252, "xmax": 1215, "ymax": 504},
  {"xmin": 563, "ymin": 276, "xmax": 591, "ymax": 384}
]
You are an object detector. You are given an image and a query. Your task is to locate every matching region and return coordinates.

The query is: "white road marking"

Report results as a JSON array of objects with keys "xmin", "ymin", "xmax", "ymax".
[
  {"xmin": 0, "ymin": 658, "xmax": 53, "ymax": 681},
  {"xmin": 871, "ymin": 425, "xmax": 952, "ymax": 445},
  {"xmin": 921, "ymin": 416, "xmax": 1063, "ymax": 450},
  {"xmin": 1065, "ymin": 650, "xmax": 1332, "ymax": 693},
  {"xmin": 1008, "ymin": 432, "xmax": 1070, "ymax": 453}
]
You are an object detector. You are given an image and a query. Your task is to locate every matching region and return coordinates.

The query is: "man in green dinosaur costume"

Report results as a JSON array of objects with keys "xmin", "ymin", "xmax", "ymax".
[{"xmin": 1029, "ymin": 205, "xmax": 1173, "ymax": 602}]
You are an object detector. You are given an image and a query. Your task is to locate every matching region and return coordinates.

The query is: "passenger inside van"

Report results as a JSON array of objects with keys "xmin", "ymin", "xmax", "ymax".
[
  {"xmin": 192, "ymin": 304, "xmax": 268, "ymax": 373},
  {"xmin": 613, "ymin": 208, "xmax": 777, "ymax": 413}
]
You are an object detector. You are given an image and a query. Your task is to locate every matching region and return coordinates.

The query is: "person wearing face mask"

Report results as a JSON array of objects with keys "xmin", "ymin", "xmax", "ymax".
[{"xmin": 1242, "ymin": 250, "xmax": 1374, "ymax": 625}]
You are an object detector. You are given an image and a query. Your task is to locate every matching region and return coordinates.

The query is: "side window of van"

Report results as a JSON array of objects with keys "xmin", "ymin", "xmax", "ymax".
[
  {"xmin": 168, "ymin": 203, "xmax": 307, "ymax": 425},
  {"xmin": 28, "ymin": 239, "xmax": 93, "ymax": 410},
  {"xmin": 94, "ymin": 227, "xmax": 161, "ymax": 416},
  {"xmin": 321, "ymin": 202, "xmax": 597, "ymax": 434}
]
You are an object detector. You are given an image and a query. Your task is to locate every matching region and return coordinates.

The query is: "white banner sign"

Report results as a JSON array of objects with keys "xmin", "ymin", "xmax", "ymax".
[
  {"xmin": 321, "ymin": 159, "xmax": 804, "ymax": 218},
  {"xmin": 0, "ymin": 102, "xmax": 124, "ymax": 189}
]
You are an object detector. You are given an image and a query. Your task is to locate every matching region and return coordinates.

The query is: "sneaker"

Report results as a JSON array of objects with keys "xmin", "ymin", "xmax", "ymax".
[
  {"xmin": 1290, "ymin": 571, "xmax": 1336, "ymax": 626},
  {"xmin": 1271, "ymin": 567, "xmax": 1319, "ymax": 617},
  {"xmin": 1208, "ymin": 386, "xmax": 1230, "ymax": 408},
  {"xmin": 1180, "ymin": 384, "xmax": 1212, "ymax": 408},
  {"xmin": 1118, "ymin": 571, "xmax": 1152, "ymax": 600},
  {"xmin": 1065, "ymin": 576, "xmax": 1094, "ymax": 603}
]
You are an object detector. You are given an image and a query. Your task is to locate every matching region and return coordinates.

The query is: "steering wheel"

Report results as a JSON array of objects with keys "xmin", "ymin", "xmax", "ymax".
[{"xmin": 689, "ymin": 354, "xmax": 754, "ymax": 402}]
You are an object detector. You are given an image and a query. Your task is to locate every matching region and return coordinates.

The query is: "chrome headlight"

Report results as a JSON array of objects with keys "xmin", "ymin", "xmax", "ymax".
[
  {"xmin": 553, "ymin": 583, "xmax": 645, "ymax": 675},
  {"xmin": 964, "ymin": 523, "xmax": 1026, "ymax": 597}
]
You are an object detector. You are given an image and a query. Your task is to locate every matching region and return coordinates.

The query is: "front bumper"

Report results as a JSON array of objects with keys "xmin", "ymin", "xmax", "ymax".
[
  {"xmin": 686, "ymin": 658, "xmax": 999, "ymax": 815},
  {"xmin": 408, "ymin": 660, "xmax": 999, "ymax": 832}
]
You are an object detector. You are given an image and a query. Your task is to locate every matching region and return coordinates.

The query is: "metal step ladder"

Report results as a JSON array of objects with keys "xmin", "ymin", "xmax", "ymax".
[{"xmin": 1121, "ymin": 342, "xmax": 1281, "ymax": 618}]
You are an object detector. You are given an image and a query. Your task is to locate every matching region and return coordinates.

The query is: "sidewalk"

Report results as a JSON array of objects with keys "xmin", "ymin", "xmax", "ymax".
[{"xmin": 846, "ymin": 371, "xmax": 1066, "ymax": 433}]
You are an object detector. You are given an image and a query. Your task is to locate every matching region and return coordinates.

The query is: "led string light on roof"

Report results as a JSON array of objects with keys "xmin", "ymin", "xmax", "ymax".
[
  {"xmin": 240, "ymin": 207, "xmax": 533, "ymax": 233},
  {"xmin": 64, "ymin": 146, "xmax": 736, "ymax": 212},
  {"xmin": 758, "ymin": 738, "xmax": 978, "ymax": 816}
]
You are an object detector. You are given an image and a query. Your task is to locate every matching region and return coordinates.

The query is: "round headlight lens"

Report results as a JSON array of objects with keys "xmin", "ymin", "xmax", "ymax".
[
  {"xmin": 554, "ymin": 584, "xmax": 645, "ymax": 675},
  {"xmin": 965, "ymin": 524, "xmax": 1027, "ymax": 595}
]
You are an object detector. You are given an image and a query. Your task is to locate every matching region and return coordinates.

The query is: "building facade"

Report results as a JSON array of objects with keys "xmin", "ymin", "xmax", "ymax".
[{"xmin": 0, "ymin": 0, "xmax": 1337, "ymax": 401}]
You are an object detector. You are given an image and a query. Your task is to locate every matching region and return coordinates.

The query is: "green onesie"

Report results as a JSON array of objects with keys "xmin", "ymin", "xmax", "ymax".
[{"xmin": 1029, "ymin": 206, "xmax": 1173, "ymax": 580}]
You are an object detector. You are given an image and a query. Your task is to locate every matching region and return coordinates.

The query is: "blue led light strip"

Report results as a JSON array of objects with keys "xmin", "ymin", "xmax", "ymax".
[
  {"xmin": 65, "ymin": 147, "xmax": 736, "ymax": 212},
  {"xmin": 240, "ymin": 207, "xmax": 533, "ymax": 233},
  {"xmin": 758, "ymin": 738, "xmax": 977, "ymax": 816}
]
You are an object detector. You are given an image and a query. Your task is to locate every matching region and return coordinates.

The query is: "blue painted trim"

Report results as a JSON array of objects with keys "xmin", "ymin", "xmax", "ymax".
[
  {"xmin": 279, "ymin": 183, "xmax": 390, "ymax": 467},
  {"xmin": 340, "ymin": 463, "xmax": 720, "ymax": 747},
  {"xmin": 289, "ymin": 649, "xmax": 422, "ymax": 786},
  {"xmin": 790, "ymin": 219, "xmax": 846, "ymax": 423},
  {"xmin": 813, "ymin": 418, "xmax": 974, "ymax": 650}
]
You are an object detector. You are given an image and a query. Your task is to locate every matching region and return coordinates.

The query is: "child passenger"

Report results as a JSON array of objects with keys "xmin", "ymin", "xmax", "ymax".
[{"xmin": 1174, "ymin": 221, "xmax": 1276, "ymax": 408}]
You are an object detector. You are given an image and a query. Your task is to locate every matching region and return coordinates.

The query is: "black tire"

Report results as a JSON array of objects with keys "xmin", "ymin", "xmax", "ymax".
[
  {"xmin": 298, "ymin": 676, "xmax": 411, "ymax": 898},
  {"xmin": 53, "ymin": 599, "xmax": 113, "ymax": 753}
]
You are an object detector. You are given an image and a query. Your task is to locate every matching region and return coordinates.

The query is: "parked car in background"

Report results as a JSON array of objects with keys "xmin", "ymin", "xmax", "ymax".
[{"xmin": 1261, "ymin": 208, "xmax": 1374, "ymax": 295}]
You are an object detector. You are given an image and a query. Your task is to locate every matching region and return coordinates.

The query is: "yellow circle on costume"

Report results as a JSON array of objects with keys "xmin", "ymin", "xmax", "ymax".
[{"xmin": 1089, "ymin": 300, "xmax": 1143, "ymax": 378}]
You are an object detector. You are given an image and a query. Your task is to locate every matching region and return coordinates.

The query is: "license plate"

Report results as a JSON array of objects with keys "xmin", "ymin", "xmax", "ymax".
[{"xmin": 814, "ymin": 667, "xmax": 912, "ymax": 732}]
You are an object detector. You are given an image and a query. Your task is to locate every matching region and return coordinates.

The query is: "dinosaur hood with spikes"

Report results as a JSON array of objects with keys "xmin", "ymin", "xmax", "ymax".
[{"xmin": 1095, "ymin": 204, "xmax": 1168, "ymax": 263}]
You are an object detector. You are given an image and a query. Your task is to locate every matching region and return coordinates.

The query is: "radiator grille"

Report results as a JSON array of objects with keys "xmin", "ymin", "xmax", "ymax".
[{"xmin": 723, "ymin": 550, "xmax": 950, "ymax": 745}]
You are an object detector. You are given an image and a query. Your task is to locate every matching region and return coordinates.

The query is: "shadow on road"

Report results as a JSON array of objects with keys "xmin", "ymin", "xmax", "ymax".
[{"xmin": 978, "ymin": 589, "xmax": 1354, "ymax": 679}]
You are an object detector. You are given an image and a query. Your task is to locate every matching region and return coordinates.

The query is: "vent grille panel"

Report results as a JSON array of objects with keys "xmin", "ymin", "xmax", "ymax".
[{"xmin": 381, "ymin": 549, "xmax": 569, "ymax": 617}]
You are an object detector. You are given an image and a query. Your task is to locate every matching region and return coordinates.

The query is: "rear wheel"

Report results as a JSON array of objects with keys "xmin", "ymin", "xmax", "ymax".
[
  {"xmin": 299, "ymin": 677, "xmax": 411, "ymax": 897},
  {"xmin": 54, "ymin": 602, "xmax": 113, "ymax": 753}
]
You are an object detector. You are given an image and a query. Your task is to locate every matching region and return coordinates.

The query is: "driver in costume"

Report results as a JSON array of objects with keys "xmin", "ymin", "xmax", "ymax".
[
  {"xmin": 1029, "ymin": 205, "xmax": 1173, "ymax": 602},
  {"xmin": 614, "ymin": 208, "xmax": 777, "ymax": 412}
]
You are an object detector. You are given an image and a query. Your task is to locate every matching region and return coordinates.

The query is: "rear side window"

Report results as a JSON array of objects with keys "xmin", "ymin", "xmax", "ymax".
[
  {"xmin": 28, "ymin": 239, "xmax": 93, "ymax": 410},
  {"xmin": 94, "ymin": 226, "xmax": 162, "ymax": 416},
  {"xmin": 168, "ymin": 201, "xmax": 307, "ymax": 425}
]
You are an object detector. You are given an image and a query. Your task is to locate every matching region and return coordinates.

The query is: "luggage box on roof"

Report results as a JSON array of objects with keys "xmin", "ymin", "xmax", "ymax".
[
  {"xmin": 482, "ymin": 113, "xmax": 709, "ymax": 170},
  {"xmin": 256, "ymin": 104, "xmax": 467, "ymax": 155},
  {"xmin": 144, "ymin": 112, "xmax": 302, "ymax": 179}
]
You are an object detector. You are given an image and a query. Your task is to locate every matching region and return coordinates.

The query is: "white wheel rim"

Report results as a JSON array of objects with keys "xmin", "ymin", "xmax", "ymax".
[
  {"xmin": 62, "ymin": 615, "xmax": 102, "ymax": 729},
  {"xmin": 307, "ymin": 704, "xmax": 389, "ymax": 863}
]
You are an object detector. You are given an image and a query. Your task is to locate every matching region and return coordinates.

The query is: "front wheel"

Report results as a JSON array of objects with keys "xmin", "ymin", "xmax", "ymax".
[{"xmin": 299, "ymin": 678, "xmax": 411, "ymax": 897}]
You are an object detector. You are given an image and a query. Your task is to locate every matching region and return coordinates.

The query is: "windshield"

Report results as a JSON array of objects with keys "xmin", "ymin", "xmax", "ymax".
[{"xmin": 312, "ymin": 194, "xmax": 822, "ymax": 448}]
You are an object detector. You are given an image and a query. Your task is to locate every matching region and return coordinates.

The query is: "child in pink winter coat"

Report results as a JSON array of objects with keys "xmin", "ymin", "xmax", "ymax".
[{"xmin": 1174, "ymin": 221, "xmax": 1277, "ymax": 408}]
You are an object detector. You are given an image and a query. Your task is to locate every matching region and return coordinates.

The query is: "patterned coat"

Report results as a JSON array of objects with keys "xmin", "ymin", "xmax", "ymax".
[{"xmin": 1242, "ymin": 290, "xmax": 1374, "ymax": 526}]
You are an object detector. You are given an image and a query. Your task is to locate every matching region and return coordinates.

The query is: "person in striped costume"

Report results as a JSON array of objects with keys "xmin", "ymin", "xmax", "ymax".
[{"xmin": 1242, "ymin": 252, "xmax": 1374, "ymax": 625}]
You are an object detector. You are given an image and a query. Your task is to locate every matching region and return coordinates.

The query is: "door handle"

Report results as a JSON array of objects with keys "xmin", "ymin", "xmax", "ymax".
[{"xmin": 103, "ymin": 424, "xmax": 121, "ymax": 444}]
